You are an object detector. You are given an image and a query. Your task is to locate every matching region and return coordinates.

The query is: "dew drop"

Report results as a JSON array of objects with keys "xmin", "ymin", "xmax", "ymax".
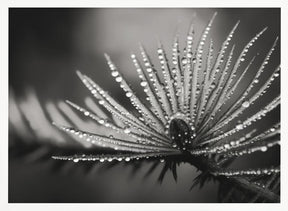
[
  {"xmin": 115, "ymin": 76, "xmax": 122, "ymax": 82},
  {"xmin": 140, "ymin": 81, "xmax": 147, "ymax": 87},
  {"xmin": 111, "ymin": 71, "xmax": 119, "ymax": 77},
  {"xmin": 99, "ymin": 100, "xmax": 104, "ymax": 105},
  {"xmin": 254, "ymin": 79, "xmax": 259, "ymax": 83},
  {"xmin": 126, "ymin": 92, "xmax": 133, "ymax": 98},
  {"xmin": 84, "ymin": 111, "xmax": 90, "ymax": 116},
  {"xmin": 125, "ymin": 157, "xmax": 131, "ymax": 162},
  {"xmin": 261, "ymin": 146, "xmax": 268, "ymax": 152},
  {"xmin": 270, "ymin": 127, "xmax": 276, "ymax": 132},
  {"xmin": 157, "ymin": 49, "xmax": 163, "ymax": 54},
  {"xmin": 224, "ymin": 144, "xmax": 230, "ymax": 149},
  {"xmin": 147, "ymin": 68, "xmax": 152, "ymax": 73},
  {"xmin": 98, "ymin": 119, "xmax": 105, "ymax": 124},
  {"xmin": 187, "ymin": 35, "xmax": 193, "ymax": 40},
  {"xmin": 182, "ymin": 58, "xmax": 188, "ymax": 64},
  {"xmin": 73, "ymin": 158, "xmax": 79, "ymax": 163},
  {"xmin": 242, "ymin": 101, "xmax": 250, "ymax": 108},
  {"xmin": 236, "ymin": 124, "xmax": 243, "ymax": 130},
  {"xmin": 124, "ymin": 127, "xmax": 131, "ymax": 134}
]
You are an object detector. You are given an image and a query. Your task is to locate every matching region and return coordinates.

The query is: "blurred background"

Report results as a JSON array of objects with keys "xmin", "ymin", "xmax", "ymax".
[{"xmin": 9, "ymin": 8, "xmax": 280, "ymax": 202}]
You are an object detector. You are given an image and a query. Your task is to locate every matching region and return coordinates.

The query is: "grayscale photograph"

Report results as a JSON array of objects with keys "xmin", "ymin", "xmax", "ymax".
[{"xmin": 8, "ymin": 8, "xmax": 280, "ymax": 203}]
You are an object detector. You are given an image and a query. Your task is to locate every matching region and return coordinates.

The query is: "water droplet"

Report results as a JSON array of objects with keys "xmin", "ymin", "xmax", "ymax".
[
  {"xmin": 242, "ymin": 101, "xmax": 250, "ymax": 108},
  {"xmin": 73, "ymin": 158, "xmax": 79, "ymax": 163},
  {"xmin": 157, "ymin": 48, "xmax": 163, "ymax": 54},
  {"xmin": 115, "ymin": 76, "xmax": 122, "ymax": 82},
  {"xmin": 111, "ymin": 71, "xmax": 119, "ymax": 77},
  {"xmin": 99, "ymin": 100, "xmax": 104, "ymax": 105},
  {"xmin": 261, "ymin": 146, "xmax": 267, "ymax": 152},
  {"xmin": 270, "ymin": 128, "xmax": 276, "ymax": 132},
  {"xmin": 182, "ymin": 58, "xmax": 188, "ymax": 64},
  {"xmin": 187, "ymin": 35, "xmax": 193, "ymax": 40},
  {"xmin": 236, "ymin": 124, "xmax": 243, "ymax": 130},
  {"xmin": 254, "ymin": 79, "xmax": 259, "ymax": 83},
  {"xmin": 147, "ymin": 68, "xmax": 152, "ymax": 73},
  {"xmin": 140, "ymin": 81, "xmax": 147, "ymax": 87},
  {"xmin": 124, "ymin": 127, "xmax": 131, "ymax": 134},
  {"xmin": 126, "ymin": 92, "xmax": 132, "ymax": 98},
  {"xmin": 98, "ymin": 119, "xmax": 105, "ymax": 124},
  {"xmin": 125, "ymin": 157, "xmax": 130, "ymax": 162},
  {"xmin": 84, "ymin": 111, "xmax": 90, "ymax": 116},
  {"xmin": 224, "ymin": 144, "xmax": 230, "ymax": 149}
]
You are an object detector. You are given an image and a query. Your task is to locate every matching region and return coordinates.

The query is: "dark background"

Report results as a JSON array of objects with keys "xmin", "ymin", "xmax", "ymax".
[{"xmin": 9, "ymin": 8, "xmax": 280, "ymax": 202}]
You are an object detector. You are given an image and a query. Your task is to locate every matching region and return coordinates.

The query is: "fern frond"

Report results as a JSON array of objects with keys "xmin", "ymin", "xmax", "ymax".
[{"xmin": 10, "ymin": 11, "xmax": 280, "ymax": 203}]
